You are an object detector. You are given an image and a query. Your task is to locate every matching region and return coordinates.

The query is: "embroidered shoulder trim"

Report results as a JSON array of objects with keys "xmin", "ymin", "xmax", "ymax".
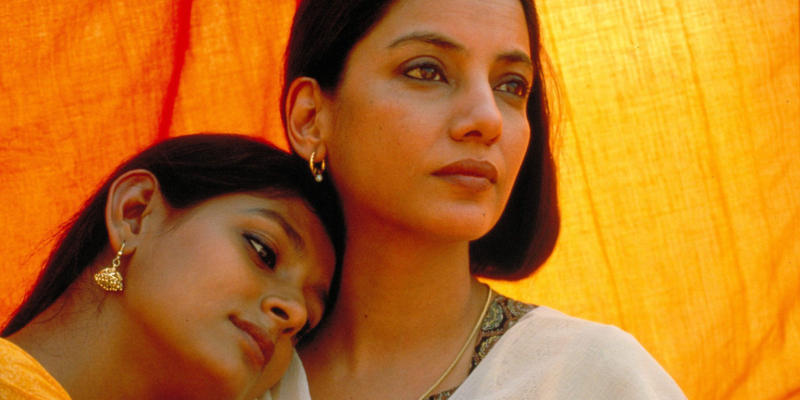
[{"xmin": 426, "ymin": 294, "xmax": 537, "ymax": 400}]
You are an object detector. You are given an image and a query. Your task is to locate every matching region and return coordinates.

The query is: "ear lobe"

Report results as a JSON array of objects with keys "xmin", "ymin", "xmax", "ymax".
[
  {"xmin": 285, "ymin": 77, "xmax": 330, "ymax": 160},
  {"xmin": 105, "ymin": 170, "xmax": 161, "ymax": 253}
]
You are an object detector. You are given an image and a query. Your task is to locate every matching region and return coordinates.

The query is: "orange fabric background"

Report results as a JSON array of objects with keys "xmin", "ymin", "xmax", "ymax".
[{"xmin": 0, "ymin": 1, "xmax": 797, "ymax": 399}]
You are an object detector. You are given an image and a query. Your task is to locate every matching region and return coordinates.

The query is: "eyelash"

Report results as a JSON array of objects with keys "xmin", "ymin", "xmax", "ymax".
[
  {"xmin": 244, "ymin": 234, "xmax": 319, "ymax": 343},
  {"xmin": 403, "ymin": 61, "xmax": 530, "ymax": 98},
  {"xmin": 245, "ymin": 234, "xmax": 277, "ymax": 270},
  {"xmin": 403, "ymin": 61, "xmax": 447, "ymax": 82},
  {"xmin": 495, "ymin": 78, "xmax": 530, "ymax": 98}
]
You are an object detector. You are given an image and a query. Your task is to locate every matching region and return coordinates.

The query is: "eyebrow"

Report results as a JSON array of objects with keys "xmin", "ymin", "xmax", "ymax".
[
  {"xmin": 247, "ymin": 208, "xmax": 305, "ymax": 251},
  {"xmin": 387, "ymin": 31, "xmax": 465, "ymax": 52},
  {"xmin": 387, "ymin": 31, "xmax": 534, "ymax": 72},
  {"xmin": 496, "ymin": 50, "xmax": 534, "ymax": 72}
]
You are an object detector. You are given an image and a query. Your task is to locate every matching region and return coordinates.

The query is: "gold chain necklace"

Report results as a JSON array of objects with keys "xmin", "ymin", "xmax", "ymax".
[{"xmin": 417, "ymin": 287, "xmax": 494, "ymax": 400}]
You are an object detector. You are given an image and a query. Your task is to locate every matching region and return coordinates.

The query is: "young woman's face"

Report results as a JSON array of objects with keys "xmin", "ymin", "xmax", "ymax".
[
  {"xmin": 322, "ymin": 0, "xmax": 531, "ymax": 241},
  {"xmin": 122, "ymin": 193, "xmax": 335, "ymax": 399}
]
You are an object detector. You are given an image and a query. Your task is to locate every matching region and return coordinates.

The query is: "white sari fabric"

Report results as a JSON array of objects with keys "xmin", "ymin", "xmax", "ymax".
[
  {"xmin": 267, "ymin": 307, "xmax": 687, "ymax": 400},
  {"xmin": 262, "ymin": 351, "xmax": 310, "ymax": 400}
]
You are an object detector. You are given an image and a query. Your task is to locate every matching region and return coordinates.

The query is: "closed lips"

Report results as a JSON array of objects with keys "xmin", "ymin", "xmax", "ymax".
[
  {"xmin": 230, "ymin": 315, "xmax": 275, "ymax": 369},
  {"xmin": 432, "ymin": 160, "xmax": 498, "ymax": 183}
]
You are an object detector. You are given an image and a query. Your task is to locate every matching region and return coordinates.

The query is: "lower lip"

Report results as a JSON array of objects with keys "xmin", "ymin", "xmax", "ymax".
[
  {"xmin": 238, "ymin": 328, "xmax": 268, "ymax": 368},
  {"xmin": 435, "ymin": 174, "xmax": 494, "ymax": 192}
]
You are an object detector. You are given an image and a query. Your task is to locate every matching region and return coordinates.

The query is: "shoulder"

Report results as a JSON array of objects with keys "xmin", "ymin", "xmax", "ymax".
[
  {"xmin": 452, "ymin": 306, "xmax": 687, "ymax": 400},
  {"xmin": 478, "ymin": 306, "xmax": 663, "ymax": 375},
  {"xmin": 511, "ymin": 306, "xmax": 647, "ymax": 355},
  {"xmin": 0, "ymin": 338, "xmax": 72, "ymax": 400}
]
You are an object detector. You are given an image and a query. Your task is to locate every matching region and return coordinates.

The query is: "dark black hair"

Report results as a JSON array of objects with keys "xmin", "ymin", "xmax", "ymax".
[
  {"xmin": 2, "ymin": 134, "xmax": 345, "ymax": 336},
  {"xmin": 282, "ymin": 0, "xmax": 559, "ymax": 280}
]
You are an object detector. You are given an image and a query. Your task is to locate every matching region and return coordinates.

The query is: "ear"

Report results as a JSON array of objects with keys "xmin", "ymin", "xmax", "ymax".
[
  {"xmin": 285, "ymin": 77, "xmax": 331, "ymax": 161},
  {"xmin": 105, "ymin": 170, "xmax": 162, "ymax": 254}
]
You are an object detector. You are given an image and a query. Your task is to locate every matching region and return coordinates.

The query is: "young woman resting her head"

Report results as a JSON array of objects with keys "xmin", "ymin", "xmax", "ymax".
[
  {"xmin": 0, "ymin": 134, "xmax": 345, "ymax": 400},
  {"xmin": 276, "ymin": 0, "xmax": 687, "ymax": 399}
]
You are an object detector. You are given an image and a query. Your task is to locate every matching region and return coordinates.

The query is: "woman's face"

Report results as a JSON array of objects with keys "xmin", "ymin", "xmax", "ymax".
[
  {"xmin": 321, "ymin": 0, "xmax": 532, "ymax": 241},
  {"xmin": 122, "ymin": 193, "xmax": 335, "ymax": 399}
]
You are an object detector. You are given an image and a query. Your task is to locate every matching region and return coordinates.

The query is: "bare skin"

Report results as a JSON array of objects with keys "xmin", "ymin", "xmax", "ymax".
[
  {"xmin": 299, "ymin": 237, "xmax": 491, "ymax": 399},
  {"xmin": 286, "ymin": 0, "xmax": 532, "ymax": 397},
  {"xmin": 9, "ymin": 272, "xmax": 204, "ymax": 400},
  {"xmin": 9, "ymin": 171, "xmax": 335, "ymax": 400}
]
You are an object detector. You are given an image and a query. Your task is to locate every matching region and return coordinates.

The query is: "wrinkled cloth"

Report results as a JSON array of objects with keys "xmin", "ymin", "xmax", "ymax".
[
  {"xmin": 0, "ymin": 338, "xmax": 71, "ymax": 400},
  {"xmin": 1, "ymin": 2, "xmax": 797, "ymax": 398},
  {"xmin": 266, "ymin": 306, "xmax": 686, "ymax": 400},
  {"xmin": 262, "ymin": 350, "xmax": 310, "ymax": 400}
]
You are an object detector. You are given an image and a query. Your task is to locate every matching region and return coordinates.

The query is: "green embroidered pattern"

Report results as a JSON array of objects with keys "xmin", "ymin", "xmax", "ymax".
[{"xmin": 426, "ymin": 295, "xmax": 536, "ymax": 400}]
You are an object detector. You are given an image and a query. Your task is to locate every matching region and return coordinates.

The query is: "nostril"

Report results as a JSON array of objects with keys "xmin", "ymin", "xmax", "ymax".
[
  {"xmin": 282, "ymin": 327, "xmax": 294, "ymax": 335},
  {"xmin": 464, "ymin": 130, "xmax": 482, "ymax": 138},
  {"xmin": 271, "ymin": 307, "xmax": 289, "ymax": 320}
]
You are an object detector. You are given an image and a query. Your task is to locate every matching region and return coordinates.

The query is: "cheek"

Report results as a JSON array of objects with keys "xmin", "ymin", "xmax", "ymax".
[
  {"xmin": 333, "ymin": 98, "xmax": 404, "ymax": 151},
  {"xmin": 327, "ymin": 96, "xmax": 422, "ymax": 193},
  {"xmin": 510, "ymin": 127, "xmax": 530, "ymax": 169},
  {"xmin": 500, "ymin": 117, "xmax": 531, "ymax": 187},
  {"xmin": 123, "ymin": 246, "xmax": 265, "ymax": 396},
  {"xmin": 331, "ymin": 76, "xmax": 441, "ymax": 153},
  {"xmin": 133, "ymin": 241, "xmax": 247, "ymax": 308},
  {"xmin": 123, "ymin": 229, "xmax": 258, "ymax": 352}
]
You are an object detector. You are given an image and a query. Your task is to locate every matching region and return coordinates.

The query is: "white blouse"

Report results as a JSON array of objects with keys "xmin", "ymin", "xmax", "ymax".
[{"xmin": 265, "ymin": 306, "xmax": 687, "ymax": 400}]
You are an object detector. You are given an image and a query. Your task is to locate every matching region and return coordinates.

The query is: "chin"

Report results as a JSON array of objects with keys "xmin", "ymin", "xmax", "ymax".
[
  {"xmin": 423, "ymin": 210, "xmax": 499, "ymax": 241},
  {"xmin": 180, "ymin": 354, "xmax": 252, "ymax": 400},
  {"xmin": 176, "ymin": 377, "xmax": 241, "ymax": 400}
]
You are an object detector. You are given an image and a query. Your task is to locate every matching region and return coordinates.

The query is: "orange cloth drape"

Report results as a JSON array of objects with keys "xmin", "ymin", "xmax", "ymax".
[
  {"xmin": 1, "ymin": 1, "xmax": 797, "ymax": 399},
  {"xmin": 0, "ymin": 338, "xmax": 72, "ymax": 399}
]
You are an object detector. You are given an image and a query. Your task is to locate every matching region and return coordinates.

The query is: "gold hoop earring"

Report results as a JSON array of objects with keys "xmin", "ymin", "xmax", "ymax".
[
  {"xmin": 94, "ymin": 242, "xmax": 125, "ymax": 292},
  {"xmin": 309, "ymin": 151, "xmax": 326, "ymax": 182}
]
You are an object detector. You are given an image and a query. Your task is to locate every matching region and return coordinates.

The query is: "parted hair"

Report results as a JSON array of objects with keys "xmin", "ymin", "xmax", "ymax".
[{"xmin": 281, "ymin": 0, "xmax": 559, "ymax": 280}]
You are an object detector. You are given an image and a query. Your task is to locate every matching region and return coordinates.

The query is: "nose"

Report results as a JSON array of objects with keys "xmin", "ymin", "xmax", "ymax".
[
  {"xmin": 261, "ymin": 295, "xmax": 308, "ymax": 337},
  {"xmin": 448, "ymin": 81, "xmax": 503, "ymax": 145}
]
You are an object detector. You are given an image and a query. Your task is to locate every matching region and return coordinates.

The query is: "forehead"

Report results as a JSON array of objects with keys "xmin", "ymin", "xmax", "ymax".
[
  {"xmin": 367, "ymin": 0, "xmax": 530, "ymax": 52},
  {"xmin": 215, "ymin": 193, "xmax": 336, "ymax": 276},
  {"xmin": 240, "ymin": 194, "xmax": 331, "ymax": 247},
  {"xmin": 190, "ymin": 194, "xmax": 329, "ymax": 247}
]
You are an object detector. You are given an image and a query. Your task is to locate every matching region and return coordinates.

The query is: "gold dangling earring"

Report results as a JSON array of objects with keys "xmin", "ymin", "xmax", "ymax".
[
  {"xmin": 309, "ymin": 151, "xmax": 326, "ymax": 182},
  {"xmin": 94, "ymin": 242, "xmax": 125, "ymax": 292}
]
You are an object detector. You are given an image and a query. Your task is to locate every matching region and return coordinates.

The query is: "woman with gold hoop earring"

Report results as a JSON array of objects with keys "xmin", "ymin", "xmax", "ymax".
[{"xmin": 277, "ymin": 0, "xmax": 686, "ymax": 399}]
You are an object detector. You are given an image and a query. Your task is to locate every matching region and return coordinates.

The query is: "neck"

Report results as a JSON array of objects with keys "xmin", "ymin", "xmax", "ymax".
[
  {"xmin": 300, "ymin": 216, "xmax": 490, "ymax": 398},
  {"xmin": 7, "ymin": 272, "xmax": 175, "ymax": 400},
  {"xmin": 343, "ymin": 220, "xmax": 478, "ymax": 331}
]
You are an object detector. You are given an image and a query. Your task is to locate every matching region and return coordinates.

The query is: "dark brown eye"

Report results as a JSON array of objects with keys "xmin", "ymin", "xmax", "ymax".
[
  {"xmin": 496, "ymin": 79, "xmax": 529, "ymax": 97},
  {"xmin": 246, "ymin": 235, "xmax": 277, "ymax": 270},
  {"xmin": 405, "ymin": 64, "xmax": 445, "ymax": 82}
]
